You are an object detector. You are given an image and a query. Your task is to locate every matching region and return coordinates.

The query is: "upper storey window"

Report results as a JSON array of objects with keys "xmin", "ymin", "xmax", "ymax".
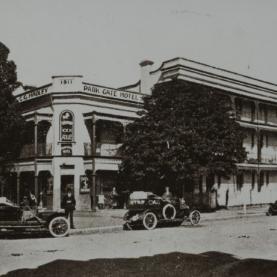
[{"xmin": 259, "ymin": 105, "xmax": 268, "ymax": 124}]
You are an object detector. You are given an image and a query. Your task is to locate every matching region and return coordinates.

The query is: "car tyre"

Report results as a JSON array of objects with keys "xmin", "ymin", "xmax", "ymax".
[
  {"xmin": 142, "ymin": 212, "xmax": 158, "ymax": 230},
  {"xmin": 49, "ymin": 216, "xmax": 70, "ymax": 238},
  {"xmin": 162, "ymin": 204, "xmax": 177, "ymax": 220},
  {"xmin": 189, "ymin": 210, "xmax": 201, "ymax": 225}
]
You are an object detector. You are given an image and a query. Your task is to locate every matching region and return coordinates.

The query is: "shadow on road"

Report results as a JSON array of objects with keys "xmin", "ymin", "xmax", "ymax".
[
  {"xmin": 0, "ymin": 232, "xmax": 51, "ymax": 240},
  {"xmin": 2, "ymin": 251, "xmax": 277, "ymax": 277}
]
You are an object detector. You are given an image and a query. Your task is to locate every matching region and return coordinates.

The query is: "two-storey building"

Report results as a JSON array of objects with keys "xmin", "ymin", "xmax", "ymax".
[
  {"xmin": 2, "ymin": 74, "xmax": 146, "ymax": 210},
  {"xmin": 2, "ymin": 57, "xmax": 277, "ymax": 210},
  {"xmin": 121, "ymin": 58, "xmax": 277, "ymax": 207}
]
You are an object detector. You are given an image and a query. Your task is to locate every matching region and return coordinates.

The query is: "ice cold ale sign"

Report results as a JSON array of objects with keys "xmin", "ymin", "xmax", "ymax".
[{"xmin": 60, "ymin": 111, "xmax": 74, "ymax": 156}]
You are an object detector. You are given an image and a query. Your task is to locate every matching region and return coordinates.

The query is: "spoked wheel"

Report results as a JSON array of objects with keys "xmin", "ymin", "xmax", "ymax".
[
  {"xmin": 142, "ymin": 212, "xmax": 158, "ymax": 230},
  {"xmin": 49, "ymin": 216, "xmax": 70, "ymax": 238},
  {"xmin": 162, "ymin": 204, "xmax": 176, "ymax": 220},
  {"xmin": 189, "ymin": 210, "xmax": 201, "ymax": 225}
]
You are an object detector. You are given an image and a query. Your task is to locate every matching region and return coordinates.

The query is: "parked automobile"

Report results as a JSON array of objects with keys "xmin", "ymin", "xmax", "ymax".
[
  {"xmin": 123, "ymin": 191, "xmax": 201, "ymax": 230},
  {"xmin": 266, "ymin": 201, "xmax": 277, "ymax": 216},
  {"xmin": 0, "ymin": 197, "xmax": 69, "ymax": 237}
]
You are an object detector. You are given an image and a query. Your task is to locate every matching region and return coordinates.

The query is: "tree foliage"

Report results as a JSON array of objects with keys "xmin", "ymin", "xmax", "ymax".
[
  {"xmin": 0, "ymin": 42, "xmax": 25, "ymax": 160},
  {"xmin": 118, "ymin": 80, "xmax": 246, "ymax": 195}
]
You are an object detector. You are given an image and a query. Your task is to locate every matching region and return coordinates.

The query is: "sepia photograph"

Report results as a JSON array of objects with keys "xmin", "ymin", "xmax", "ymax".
[{"xmin": 0, "ymin": 0, "xmax": 277, "ymax": 276}]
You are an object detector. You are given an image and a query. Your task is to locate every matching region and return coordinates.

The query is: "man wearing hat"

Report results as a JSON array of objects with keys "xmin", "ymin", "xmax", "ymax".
[{"xmin": 62, "ymin": 188, "xmax": 76, "ymax": 229}]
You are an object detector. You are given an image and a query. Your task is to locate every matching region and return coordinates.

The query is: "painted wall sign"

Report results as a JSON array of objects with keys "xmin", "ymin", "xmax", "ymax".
[
  {"xmin": 80, "ymin": 175, "xmax": 90, "ymax": 194},
  {"xmin": 60, "ymin": 111, "xmax": 74, "ymax": 156},
  {"xmin": 60, "ymin": 111, "xmax": 74, "ymax": 142},
  {"xmin": 83, "ymin": 84, "xmax": 143, "ymax": 103},
  {"xmin": 61, "ymin": 145, "xmax": 72, "ymax": 156},
  {"xmin": 17, "ymin": 87, "xmax": 49, "ymax": 102}
]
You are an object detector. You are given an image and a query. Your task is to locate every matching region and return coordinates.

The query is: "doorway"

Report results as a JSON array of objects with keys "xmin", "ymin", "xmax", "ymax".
[{"xmin": 60, "ymin": 175, "xmax": 74, "ymax": 206}]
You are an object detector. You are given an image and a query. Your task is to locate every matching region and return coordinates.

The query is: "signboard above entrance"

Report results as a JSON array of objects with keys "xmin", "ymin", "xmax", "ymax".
[{"xmin": 83, "ymin": 83, "xmax": 143, "ymax": 103}]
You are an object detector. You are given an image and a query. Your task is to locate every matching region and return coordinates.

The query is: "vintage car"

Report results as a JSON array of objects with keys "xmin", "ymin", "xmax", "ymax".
[
  {"xmin": 123, "ymin": 191, "xmax": 201, "ymax": 230},
  {"xmin": 0, "ymin": 197, "xmax": 69, "ymax": 238},
  {"xmin": 266, "ymin": 201, "xmax": 277, "ymax": 216}
]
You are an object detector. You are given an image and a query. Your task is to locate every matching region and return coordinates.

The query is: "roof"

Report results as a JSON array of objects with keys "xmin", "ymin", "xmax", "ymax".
[{"xmin": 155, "ymin": 57, "xmax": 277, "ymax": 104}]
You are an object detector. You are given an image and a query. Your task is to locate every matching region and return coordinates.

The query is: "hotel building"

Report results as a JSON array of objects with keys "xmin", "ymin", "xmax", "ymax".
[{"xmin": 2, "ymin": 58, "xmax": 277, "ymax": 210}]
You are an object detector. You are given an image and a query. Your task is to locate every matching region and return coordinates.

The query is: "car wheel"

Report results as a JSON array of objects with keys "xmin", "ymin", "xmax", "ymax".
[
  {"xmin": 49, "ymin": 216, "xmax": 70, "ymax": 238},
  {"xmin": 189, "ymin": 210, "xmax": 201, "ymax": 225},
  {"xmin": 142, "ymin": 212, "xmax": 158, "ymax": 230},
  {"xmin": 162, "ymin": 204, "xmax": 176, "ymax": 220}
]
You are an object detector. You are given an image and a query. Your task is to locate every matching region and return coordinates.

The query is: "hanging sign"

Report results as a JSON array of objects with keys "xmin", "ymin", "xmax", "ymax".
[
  {"xmin": 60, "ymin": 111, "xmax": 74, "ymax": 156},
  {"xmin": 60, "ymin": 111, "xmax": 74, "ymax": 142}
]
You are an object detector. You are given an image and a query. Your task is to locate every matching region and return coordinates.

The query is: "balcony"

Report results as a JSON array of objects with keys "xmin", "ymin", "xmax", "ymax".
[
  {"xmin": 20, "ymin": 143, "xmax": 52, "ymax": 158},
  {"xmin": 84, "ymin": 143, "xmax": 122, "ymax": 157}
]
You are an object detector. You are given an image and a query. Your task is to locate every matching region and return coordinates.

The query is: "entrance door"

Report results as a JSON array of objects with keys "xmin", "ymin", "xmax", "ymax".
[{"xmin": 60, "ymin": 175, "xmax": 74, "ymax": 206}]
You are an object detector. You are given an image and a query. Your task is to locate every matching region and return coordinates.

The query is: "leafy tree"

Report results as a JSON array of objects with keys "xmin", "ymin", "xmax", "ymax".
[
  {"xmin": 0, "ymin": 42, "xmax": 25, "ymax": 161},
  {"xmin": 118, "ymin": 80, "xmax": 246, "ymax": 196}
]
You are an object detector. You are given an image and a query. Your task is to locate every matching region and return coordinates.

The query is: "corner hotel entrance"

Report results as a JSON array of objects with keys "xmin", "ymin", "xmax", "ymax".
[{"xmin": 60, "ymin": 175, "xmax": 74, "ymax": 206}]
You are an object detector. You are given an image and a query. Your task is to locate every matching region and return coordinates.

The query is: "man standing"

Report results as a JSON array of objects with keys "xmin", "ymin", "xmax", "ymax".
[{"xmin": 62, "ymin": 188, "xmax": 76, "ymax": 229}]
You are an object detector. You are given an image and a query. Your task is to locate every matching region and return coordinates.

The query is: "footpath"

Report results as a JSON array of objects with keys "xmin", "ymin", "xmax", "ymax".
[{"xmin": 69, "ymin": 205, "xmax": 268, "ymax": 235}]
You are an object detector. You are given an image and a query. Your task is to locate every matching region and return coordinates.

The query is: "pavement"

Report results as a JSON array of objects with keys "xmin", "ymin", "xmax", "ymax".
[{"xmin": 70, "ymin": 204, "xmax": 269, "ymax": 235}]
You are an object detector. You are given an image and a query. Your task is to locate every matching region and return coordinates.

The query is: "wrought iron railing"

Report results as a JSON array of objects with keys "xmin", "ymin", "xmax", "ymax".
[
  {"xmin": 20, "ymin": 143, "xmax": 52, "ymax": 158},
  {"xmin": 84, "ymin": 143, "xmax": 122, "ymax": 157}
]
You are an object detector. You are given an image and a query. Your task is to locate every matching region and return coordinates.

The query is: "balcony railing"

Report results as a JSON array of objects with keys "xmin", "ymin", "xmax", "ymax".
[
  {"xmin": 245, "ymin": 146, "xmax": 258, "ymax": 163},
  {"xmin": 84, "ymin": 143, "xmax": 122, "ymax": 157},
  {"xmin": 20, "ymin": 143, "xmax": 52, "ymax": 158},
  {"xmin": 261, "ymin": 147, "xmax": 277, "ymax": 164}
]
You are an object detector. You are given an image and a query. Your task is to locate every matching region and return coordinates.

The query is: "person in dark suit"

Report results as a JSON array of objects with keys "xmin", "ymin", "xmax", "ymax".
[{"xmin": 62, "ymin": 188, "xmax": 76, "ymax": 229}]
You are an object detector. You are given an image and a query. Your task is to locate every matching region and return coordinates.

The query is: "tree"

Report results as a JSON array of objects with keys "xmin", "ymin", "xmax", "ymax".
[
  {"xmin": 118, "ymin": 80, "xmax": 246, "ymax": 196},
  {"xmin": 0, "ymin": 42, "xmax": 25, "ymax": 161}
]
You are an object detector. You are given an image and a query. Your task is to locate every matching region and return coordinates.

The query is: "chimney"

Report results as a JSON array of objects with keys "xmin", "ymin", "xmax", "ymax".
[{"xmin": 139, "ymin": 60, "xmax": 154, "ymax": 94}]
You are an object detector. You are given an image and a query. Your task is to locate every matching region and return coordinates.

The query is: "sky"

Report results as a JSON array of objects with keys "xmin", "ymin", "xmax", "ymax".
[{"xmin": 1, "ymin": 0, "xmax": 277, "ymax": 88}]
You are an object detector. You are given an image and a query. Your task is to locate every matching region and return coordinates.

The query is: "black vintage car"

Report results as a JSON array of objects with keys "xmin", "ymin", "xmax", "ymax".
[
  {"xmin": 266, "ymin": 201, "xmax": 277, "ymax": 216},
  {"xmin": 0, "ymin": 197, "xmax": 69, "ymax": 238},
  {"xmin": 123, "ymin": 191, "xmax": 201, "ymax": 230}
]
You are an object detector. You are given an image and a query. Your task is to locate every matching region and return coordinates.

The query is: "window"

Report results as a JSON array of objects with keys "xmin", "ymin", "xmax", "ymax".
[{"xmin": 260, "ymin": 105, "xmax": 268, "ymax": 123}]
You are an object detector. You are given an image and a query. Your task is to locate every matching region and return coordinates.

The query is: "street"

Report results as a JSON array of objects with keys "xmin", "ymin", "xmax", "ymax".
[{"xmin": 0, "ymin": 216, "xmax": 277, "ymax": 276}]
